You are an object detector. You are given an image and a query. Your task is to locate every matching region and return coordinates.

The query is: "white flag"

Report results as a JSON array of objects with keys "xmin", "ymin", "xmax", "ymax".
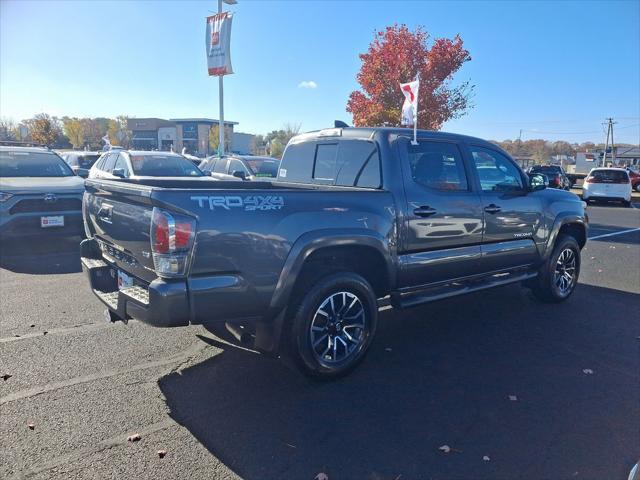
[
  {"xmin": 400, "ymin": 79, "xmax": 419, "ymax": 126},
  {"xmin": 206, "ymin": 12, "xmax": 234, "ymax": 76}
]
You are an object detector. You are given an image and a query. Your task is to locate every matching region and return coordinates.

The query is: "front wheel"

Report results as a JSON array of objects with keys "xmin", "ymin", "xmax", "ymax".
[
  {"xmin": 286, "ymin": 272, "xmax": 378, "ymax": 379},
  {"xmin": 530, "ymin": 235, "xmax": 581, "ymax": 303}
]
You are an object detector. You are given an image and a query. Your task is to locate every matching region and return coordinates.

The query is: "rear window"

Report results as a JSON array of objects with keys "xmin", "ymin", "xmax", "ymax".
[
  {"xmin": 130, "ymin": 154, "xmax": 203, "ymax": 177},
  {"xmin": 76, "ymin": 154, "xmax": 100, "ymax": 168},
  {"xmin": 531, "ymin": 166, "xmax": 560, "ymax": 173},
  {"xmin": 590, "ymin": 170, "xmax": 629, "ymax": 182},
  {"xmin": 0, "ymin": 151, "xmax": 74, "ymax": 177},
  {"xmin": 278, "ymin": 140, "xmax": 381, "ymax": 188}
]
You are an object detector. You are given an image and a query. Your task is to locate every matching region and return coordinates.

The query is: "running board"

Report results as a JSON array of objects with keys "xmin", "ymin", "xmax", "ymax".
[{"xmin": 391, "ymin": 270, "xmax": 537, "ymax": 309}]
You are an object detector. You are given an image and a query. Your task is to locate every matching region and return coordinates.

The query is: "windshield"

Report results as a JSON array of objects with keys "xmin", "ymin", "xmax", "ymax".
[
  {"xmin": 245, "ymin": 158, "xmax": 279, "ymax": 178},
  {"xmin": 73, "ymin": 154, "xmax": 100, "ymax": 168},
  {"xmin": 129, "ymin": 154, "xmax": 203, "ymax": 177},
  {"xmin": 0, "ymin": 151, "xmax": 74, "ymax": 177}
]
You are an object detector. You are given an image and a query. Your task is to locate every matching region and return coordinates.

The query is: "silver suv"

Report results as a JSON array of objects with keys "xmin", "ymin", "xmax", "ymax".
[{"xmin": 0, "ymin": 142, "xmax": 85, "ymax": 238}]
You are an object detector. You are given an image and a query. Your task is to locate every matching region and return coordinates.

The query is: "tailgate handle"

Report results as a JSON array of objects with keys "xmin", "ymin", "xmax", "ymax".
[{"xmin": 97, "ymin": 203, "xmax": 113, "ymax": 223}]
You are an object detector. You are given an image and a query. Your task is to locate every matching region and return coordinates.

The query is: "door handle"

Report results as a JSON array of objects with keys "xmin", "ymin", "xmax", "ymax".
[
  {"xmin": 414, "ymin": 206, "xmax": 437, "ymax": 217},
  {"xmin": 484, "ymin": 204, "xmax": 501, "ymax": 214}
]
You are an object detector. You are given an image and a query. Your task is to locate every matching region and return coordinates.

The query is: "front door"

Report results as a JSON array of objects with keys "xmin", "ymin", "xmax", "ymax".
[
  {"xmin": 397, "ymin": 138, "xmax": 484, "ymax": 288},
  {"xmin": 466, "ymin": 145, "xmax": 543, "ymax": 272}
]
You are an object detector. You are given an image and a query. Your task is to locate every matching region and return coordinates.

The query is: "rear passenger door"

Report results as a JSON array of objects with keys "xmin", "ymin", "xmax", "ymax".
[
  {"xmin": 465, "ymin": 145, "xmax": 543, "ymax": 272},
  {"xmin": 397, "ymin": 138, "xmax": 484, "ymax": 287}
]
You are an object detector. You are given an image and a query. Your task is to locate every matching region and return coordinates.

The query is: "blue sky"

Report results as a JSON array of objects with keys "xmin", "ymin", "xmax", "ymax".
[{"xmin": 1, "ymin": 0, "xmax": 639, "ymax": 143}]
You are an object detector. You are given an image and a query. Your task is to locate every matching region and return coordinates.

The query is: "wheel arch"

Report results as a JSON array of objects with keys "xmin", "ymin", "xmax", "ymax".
[{"xmin": 545, "ymin": 215, "xmax": 587, "ymax": 259}]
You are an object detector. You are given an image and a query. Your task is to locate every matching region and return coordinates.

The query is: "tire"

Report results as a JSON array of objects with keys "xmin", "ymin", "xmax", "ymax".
[
  {"xmin": 635, "ymin": 184, "xmax": 640, "ymax": 193},
  {"xmin": 530, "ymin": 234, "xmax": 581, "ymax": 303},
  {"xmin": 286, "ymin": 272, "xmax": 378, "ymax": 379},
  {"xmin": 623, "ymin": 200, "xmax": 631, "ymax": 208}
]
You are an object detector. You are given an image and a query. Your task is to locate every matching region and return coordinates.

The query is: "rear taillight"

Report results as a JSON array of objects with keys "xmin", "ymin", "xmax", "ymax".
[
  {"xmin": 554, "ymin": 175, "xmax": 561, "ymax": 186},
  {"xmin": 585, "ymin": 176, "xmax": 598, "ymax": 183},
  {"xmin": 150, "ymin": 208, "xmax": 196, "ymax": 277}
]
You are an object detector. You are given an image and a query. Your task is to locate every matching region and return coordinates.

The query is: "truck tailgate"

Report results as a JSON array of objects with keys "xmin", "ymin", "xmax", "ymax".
[{"xmin": 85, "ymin": 179, "xmax": 158, "ymax": 283}]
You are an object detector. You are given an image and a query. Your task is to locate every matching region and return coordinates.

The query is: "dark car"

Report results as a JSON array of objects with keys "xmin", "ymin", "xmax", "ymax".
[
  {"xmin": 80, "ymin": 126, "xmax": 587, "ymax": 379},
  {"xmin": 200, "ymin": 155, "xmax": 280, "ymax": 181},
  {"xmin": 0, "ymin": 144, "xmax": 85, "ymax": 238},
  {"xmin": 528, "ymin": 165, "xmax": 571, "ymax": 190},
  {"xmin": 60, "ymin": 151, "xmax": 101, "ymax": 177}
]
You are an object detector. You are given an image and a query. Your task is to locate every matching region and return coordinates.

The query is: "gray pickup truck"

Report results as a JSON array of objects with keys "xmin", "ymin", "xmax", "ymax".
[{"xmin": 80, "ymin": 127, "xmax": 588, "ymax": 378}]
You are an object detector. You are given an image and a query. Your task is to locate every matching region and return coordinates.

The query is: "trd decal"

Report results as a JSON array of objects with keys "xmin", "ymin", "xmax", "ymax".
[{"xmin": 190, "ymin": 195, "xmax": 284, "ymax": 211}]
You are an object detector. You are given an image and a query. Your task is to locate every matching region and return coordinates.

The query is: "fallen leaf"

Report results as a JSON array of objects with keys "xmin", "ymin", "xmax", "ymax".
[
  {"xmin": 439, "ymin": 445, "xmax": 451, "ymax": 453},
  {"xmin": 314, "ymin": 474, "xmax": 328, "ymax": 480},
  {"xmin": 483, "ymin": 455, "xmax": 491, "ymax": 461},
  {"xmin": 127, "ymin": 433, "xmax": 141, "ymax": 442},
  {"xmin": 385, "ymin": 347, "xmax": 393, "ymax": 352},
  {"xmin": 43, "ymin": 331, "xmax": 48, "ymax": 335},
  {"xmin": 590, "ymin": 256, "xmax": 595, "ymax": 260},
  {"xmin": 508, "ymin": 395, "xmax": 518, "ymax": 401},
  {"xmin": 597, "ymin": 269, "xmax": 602, "ymax": 273},
  {"xmin": 14, "ymin": 334, "xmax": 20, "ymax": 338},
  {"xmin": 27, "ymin": 423, "xmax": 35, "ymax": 430},
  {"xmin": 30, "ymin": 324, "xmax": 35, "ymax": 328},
  {"xmin": 582, "ymin": 368, "xmax": 594, "ymax": 375},
  {"xmin": 284, "ymin": 442, "xmax": 296, "ymax": 449},
  {"xmin": 157, "ymin": 449, "xmax": 167, "ymax": 459},
  {"xmin": 2, "ymin": 373, "xmax": 12, "ymax": 381}
]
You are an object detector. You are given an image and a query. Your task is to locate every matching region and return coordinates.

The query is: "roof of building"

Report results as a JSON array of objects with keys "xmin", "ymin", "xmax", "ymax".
[{"xmin": 170, "ymin": 118, "xmax": 238, "ymax": 125}]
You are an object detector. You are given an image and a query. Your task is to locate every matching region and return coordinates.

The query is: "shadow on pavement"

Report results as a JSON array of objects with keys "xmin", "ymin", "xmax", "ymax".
[
  {"xmin": 0, "ymin": 236, "xmax": 82, "ymax": 274},
  {"xmin": 159, "ymin": 283, "xmax": 639, "ymax": 480}
]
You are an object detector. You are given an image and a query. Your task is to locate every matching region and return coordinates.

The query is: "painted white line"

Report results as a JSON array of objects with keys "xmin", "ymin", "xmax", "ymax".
[{"xmin": 589, "ymin": 227, "xmax": 640, "ymax": 240}]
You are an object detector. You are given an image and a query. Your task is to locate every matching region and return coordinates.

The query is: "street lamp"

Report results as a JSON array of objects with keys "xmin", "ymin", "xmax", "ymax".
[{"xmin": 216, "ymin": 0, "xmax": 237, "ymax": 157}]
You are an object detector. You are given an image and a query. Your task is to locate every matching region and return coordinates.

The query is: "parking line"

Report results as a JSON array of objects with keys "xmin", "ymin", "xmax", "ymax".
[{"xmin": 589, "ymin": 227, "xmax": 640, "ymax": 240}]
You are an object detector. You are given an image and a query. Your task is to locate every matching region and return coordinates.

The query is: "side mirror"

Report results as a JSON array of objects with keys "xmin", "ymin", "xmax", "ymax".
[
  {"xmin": 75, "ymin": 167, "xmax": 89, "ymax": 178},
  {"xmin": 232, "ymin": 170, "xmax": 247, "ymax": 180},
  {"xmin": 112, "ymin": 168, "xmax": 126, "ymax": 179},
  {"xmin": 528, "ymin": 173, "xmax": 547, "ymax": 192}
]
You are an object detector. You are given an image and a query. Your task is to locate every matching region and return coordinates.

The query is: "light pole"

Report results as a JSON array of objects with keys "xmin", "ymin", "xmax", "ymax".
[{"xmin": 217, "ymin": 0, "xmax": 236, "ymax": 157}]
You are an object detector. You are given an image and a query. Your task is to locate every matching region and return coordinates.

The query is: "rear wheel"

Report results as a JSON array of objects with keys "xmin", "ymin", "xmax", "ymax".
[
  {"xmin": 530, "ymin": 234, "xmax": 581, "ymax": 303},
  {"xmin": 623, "ymin": 200, "xmax": 631, "ymax": 208},
  {"xmin": 286, "ymin": 272, "xmax": 378, "ymax": 379}
]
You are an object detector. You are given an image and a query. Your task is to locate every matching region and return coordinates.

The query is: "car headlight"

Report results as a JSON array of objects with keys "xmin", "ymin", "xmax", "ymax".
[{"xmin": 0, "ymin": 192, "xmax": 14, "ymax": 202}]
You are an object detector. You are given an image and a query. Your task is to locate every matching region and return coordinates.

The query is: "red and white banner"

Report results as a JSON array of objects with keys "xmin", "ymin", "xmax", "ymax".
[
  {"xmin": 399, "ymin": 79, "xmax": 419, "ymax": 126},
  {"xmin": 206, "ymin": 12, "xmax": 233, "ymax": 76}
]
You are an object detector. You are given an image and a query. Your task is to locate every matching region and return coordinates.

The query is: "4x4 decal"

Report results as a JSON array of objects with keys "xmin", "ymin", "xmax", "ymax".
[{"xmin": 190, "ymin": 195, "xmax": 284, "ymax": 211}]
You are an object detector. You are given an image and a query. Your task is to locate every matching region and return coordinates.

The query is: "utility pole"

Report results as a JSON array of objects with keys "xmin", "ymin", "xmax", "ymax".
[
  {"xmin": 601, "ymin": 118, "xmax": 617, "ymax": 166},
  {"xmin": 217, "ymin": 0, "xmax": 225, "ymax": 157}
]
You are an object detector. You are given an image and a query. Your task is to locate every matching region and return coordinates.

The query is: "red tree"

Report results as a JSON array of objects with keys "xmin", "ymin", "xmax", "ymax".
[{"xmin": 347, "ymin": 24, "xmax": 473, "ymax": 130}]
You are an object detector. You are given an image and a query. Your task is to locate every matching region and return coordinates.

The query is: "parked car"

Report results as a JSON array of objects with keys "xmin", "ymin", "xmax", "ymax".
[
  {"xmin": 60, "ymin": 151, "xmax": 101, "ymax": 177},
  {"xmin": 200, "ymin": 155, "xmax": 280, "ymax": 181},
  {"xmin": 80, "ymin": 126, "xmax": 587, "ymax": 379},
  {"xmin": 582, "ymin": 167, "xmax": 632, "ymax": 207},
  {"xmin": 626, "ymin": 168, "xmax": 640, "ymax": 192},
  {"xmin": 0, "ymin": 143, "xmax": 85, "ymax": 238},
  {"xmin": 528, "ymin": 165, "xmax": 571, "ymax": 190},
  {"xmin": 88, "ymin": 150, "xmax": 209, "ymax": 180}
]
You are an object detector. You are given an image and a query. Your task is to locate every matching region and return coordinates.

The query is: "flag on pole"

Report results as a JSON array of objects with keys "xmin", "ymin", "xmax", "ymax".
[
  {"xmin": 206, "ymin": 12, "xmax": 234, "ymax": 76},
  {"xmin": 399, "ymin": 79, "xmax": 419, "ymax": 126}
]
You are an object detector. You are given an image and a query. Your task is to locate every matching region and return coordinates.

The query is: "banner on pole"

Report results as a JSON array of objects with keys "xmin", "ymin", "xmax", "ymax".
[
  {"xmin": 399, "ymin": 79, "xmax": 419, "ymax": 126},
  {"xmin": 206, "ymin": 12, "xmax": 233, "ymax": 76}
]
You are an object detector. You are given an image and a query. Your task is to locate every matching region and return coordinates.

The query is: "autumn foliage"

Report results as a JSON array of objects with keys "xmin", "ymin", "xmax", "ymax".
[{"xmin": 347, "ymin": 25, "xmax": 473, "ymax": 130}]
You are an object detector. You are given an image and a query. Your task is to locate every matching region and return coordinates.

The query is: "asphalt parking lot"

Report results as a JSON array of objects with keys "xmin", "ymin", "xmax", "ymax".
[{"xmin": 1, "ymin": 201, "xmax": 639, "ymax": 480}]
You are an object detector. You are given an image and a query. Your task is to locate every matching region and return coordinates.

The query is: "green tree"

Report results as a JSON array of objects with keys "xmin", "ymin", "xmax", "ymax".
[
  {"xmin": 264, "ymin": 123, "xmax": 301, "ymax": 151},
  {"xmin": 268, "ymin": 138, "xmax": 284, "ymax": 158}
]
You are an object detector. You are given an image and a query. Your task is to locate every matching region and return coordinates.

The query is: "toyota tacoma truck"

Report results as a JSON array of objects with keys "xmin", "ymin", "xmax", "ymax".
[{"xmin": 80, "ymin": 127, "xmax": 588, "ymax": 378}]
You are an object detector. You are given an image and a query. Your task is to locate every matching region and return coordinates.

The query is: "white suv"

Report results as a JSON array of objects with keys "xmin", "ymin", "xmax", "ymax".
[{"xmin": 582, "ymin": 168, "xmax": 632, "ymax": 207}]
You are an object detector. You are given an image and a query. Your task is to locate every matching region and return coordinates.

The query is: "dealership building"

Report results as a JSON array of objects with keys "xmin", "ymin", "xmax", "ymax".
[{"xmin": 127, "ymin": 117, "xmax": 252, "ymax": 155}]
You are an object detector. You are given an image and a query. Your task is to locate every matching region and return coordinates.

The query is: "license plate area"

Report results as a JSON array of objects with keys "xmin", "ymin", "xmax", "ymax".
[
  {"xmin": 117, "ymin": 270, "xmax": 134, "ymax": 290},
  {"xmin": 41, "ymin": 215, "xmax": 64, "ymax": 228}
]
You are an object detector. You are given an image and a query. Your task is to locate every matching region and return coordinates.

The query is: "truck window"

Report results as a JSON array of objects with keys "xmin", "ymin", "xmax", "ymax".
[
  {"xmin": 408, "ymin": 142, "xmax": 468, "ymax": 191},
  {"xmin": 278, "ymin": 141, "xmax": 315, "ymax": 183},
  {"xmin": 113, "ymin": 153, "xmax": 130, "ymax": 177},
  {"xmin": 102, "ymin": 153, "xmax": 116, "ymax": 172},
  {"xmin": 335, "ymin": 140, "xmax": 381, "ymax": 188},
  {"xmin": 213, "ymin": 158, "xmax": 228, "ymax": 174},
  {"xmin": 470, "ymin": 147, "xmax": 523, "ymax": 192},
  {"xmin": 313, "ymin": 144, "xmax": 338, "ymax": 182}
]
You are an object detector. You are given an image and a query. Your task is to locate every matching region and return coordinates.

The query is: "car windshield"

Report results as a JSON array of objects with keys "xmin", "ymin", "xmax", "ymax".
[
  {"xmin": 75, "ymin": 154, "xmax": 100, "ymax": 168},
  {"xmin": 591, "ymin": 170, "xmax": 628, "ymax": 182},
  {"xmin": 0, "ymin": 151, "xmax": 74, "ymax": 177},
  {"xmin": 245, "ymin": 158, "xmax": 279, "ymax": 178},
  {"xmin": 129, "ymin": 154, "xmax": 203, "ymax": 177}
]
